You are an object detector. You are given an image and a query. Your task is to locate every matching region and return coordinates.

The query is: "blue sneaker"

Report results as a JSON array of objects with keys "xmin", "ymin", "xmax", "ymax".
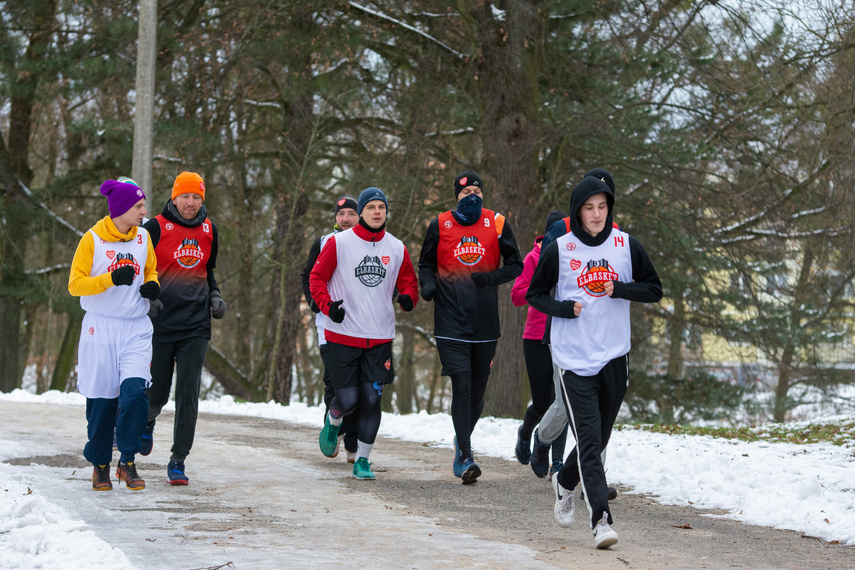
[
  {"xmin": 530, "ymin": 429, "xmax": 549, "ymax": 478},
  {"xmin": 319, "ymin": 415, "xmax": 341, "ymax": 457},
  {"xmin": 452, "ymin": 437, "xmax": 464, "ymax": 477},
  {"xmin": 515, "ymin": 425, "xmax": 531, "ymax": 465},
  {"xmin": 460, "ymin": 456, "xmax": 481, "ymax": 485},
  {"xmin": 167, "ymin": 461, "xmax": 188, "ymax": 486},
  {"xmin": 140, "ymin": 420, "xmax": 155, "ymax": 456}
]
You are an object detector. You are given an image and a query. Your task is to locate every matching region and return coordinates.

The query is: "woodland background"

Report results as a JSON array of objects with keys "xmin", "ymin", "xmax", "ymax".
[{"xmin": 2, "ymin": 0, "xmax": 854, "ymax": 425}]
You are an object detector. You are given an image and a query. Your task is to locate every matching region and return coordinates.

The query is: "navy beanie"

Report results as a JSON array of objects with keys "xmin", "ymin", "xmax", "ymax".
[
  {"xmin": 357, "ymin": 187, "xmax": 388, "ymax": 214},
  {"xmin": 544, "ymin": 210, "xmax": 567, "ymax": 235}
]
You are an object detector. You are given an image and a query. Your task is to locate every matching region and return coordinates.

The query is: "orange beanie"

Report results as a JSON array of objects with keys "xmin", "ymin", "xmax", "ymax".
[{"xmin": 171, "ymin": 171, "xmax": 205, "ymax": 201}]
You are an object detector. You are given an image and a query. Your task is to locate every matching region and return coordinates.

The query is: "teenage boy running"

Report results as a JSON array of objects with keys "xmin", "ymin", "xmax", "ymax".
[
  {"xmin": 310, "ymin": 187, "xmax": 418, "ymax": 480},
  {"xmin": 526, "ymin": 176, "xmax": 662, "ymax": 549}
]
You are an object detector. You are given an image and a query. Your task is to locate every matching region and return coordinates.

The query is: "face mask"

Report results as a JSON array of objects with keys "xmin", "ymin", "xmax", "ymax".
[{"xmin": 456, "ymin": 194, "xmax": 483, "ymax": 222}]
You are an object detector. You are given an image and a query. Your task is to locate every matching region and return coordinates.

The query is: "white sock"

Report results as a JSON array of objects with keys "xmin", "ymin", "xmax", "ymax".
[
  {"xmin": 356, "ymin": 440, "xmax": 373, "ymax": 460},
  {"xmin": 328, "ymin": 412, "xmax": 343, "ymax": 427}
]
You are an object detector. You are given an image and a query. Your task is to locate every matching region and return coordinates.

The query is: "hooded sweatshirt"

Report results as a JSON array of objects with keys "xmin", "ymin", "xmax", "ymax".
[{"xmin": 525, "ymin": 177, "xmax": 662, "ymax": 375}]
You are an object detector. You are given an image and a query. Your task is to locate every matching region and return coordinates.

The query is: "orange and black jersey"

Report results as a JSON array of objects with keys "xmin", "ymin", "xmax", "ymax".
[
  {"xmin": 418, "ymin": 209, "xmax": 523, "ymax": 342},
  {"xmin": 142, "ymin": 200, "xmax": 220, "ymax": 342}
]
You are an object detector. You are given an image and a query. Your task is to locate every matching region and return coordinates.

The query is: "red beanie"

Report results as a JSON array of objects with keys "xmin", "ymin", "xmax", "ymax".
[{"xmin": 172, "ymin": 171, "xmax": 205, "ymax": 201}]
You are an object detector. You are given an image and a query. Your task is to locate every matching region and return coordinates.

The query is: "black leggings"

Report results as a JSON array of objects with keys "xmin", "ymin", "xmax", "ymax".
[
  {"xmin": 520, "ymin": 339, "xmax": 555, "ymax": 440},
  {"xmin": 330, "ymin": 382, "xmax": 383, "ymax": 445}
]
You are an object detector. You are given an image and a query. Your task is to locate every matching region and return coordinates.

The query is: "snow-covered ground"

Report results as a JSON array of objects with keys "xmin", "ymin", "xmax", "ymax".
[{"xmin": 2, "ymin": 388, "xmax": 854, "ymax": 569}]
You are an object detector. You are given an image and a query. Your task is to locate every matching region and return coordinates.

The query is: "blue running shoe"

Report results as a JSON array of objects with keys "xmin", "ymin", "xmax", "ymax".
[
  {"xmin": 140, "ymin": 420, "xmax": 155, "ymax": 456},
  {"xmin": 515, "ymin": 425, "xmax": 531, "ymax": 465},
  {"xmin": 460, "ymin": 456, "xmax": 481, "ymax": 485},
  {"xmin": 319, "ymin": 415, "xmax": 341, "ymax": 457},
  {"xmin": 548, "ymin": 460, "xmax": 563, "ymax": 481},
  {"xmin": 167, "ymin": 461, "xmax": 188, "ymax": 486},
  {"xmin": 352, "ymin": 457, "xmax": 376, "ymax": 480},
  {"xmin": 530, "ymin": 429, "xmax": 549, "ymax": 478},
  {"xmin": 452, "ymin": 437, "xmax": 464, "ymax": 477}
]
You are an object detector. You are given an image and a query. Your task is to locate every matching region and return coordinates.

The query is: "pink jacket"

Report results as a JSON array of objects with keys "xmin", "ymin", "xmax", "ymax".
[{"xmin": 511, "ymin": 237, "xmax": 547, "ymax": 340}]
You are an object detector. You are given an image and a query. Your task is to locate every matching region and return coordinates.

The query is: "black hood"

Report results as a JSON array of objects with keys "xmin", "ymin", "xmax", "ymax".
[{"xmin": 569, "ymin": 176, "xmax": 614, "ymax": 247}]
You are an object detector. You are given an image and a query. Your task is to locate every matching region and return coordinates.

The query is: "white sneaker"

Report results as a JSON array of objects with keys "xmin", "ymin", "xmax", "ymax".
[
  {"xmin": 552, "ymin": 474, "xmax": 574, "ymax": 527},
  {"xmin": 346, "ymin": 450, "xmax": 357, "ymax": 464},
  {"xmin": 593, "ymin": 511, "xmax": 619, "ymax": 549}
]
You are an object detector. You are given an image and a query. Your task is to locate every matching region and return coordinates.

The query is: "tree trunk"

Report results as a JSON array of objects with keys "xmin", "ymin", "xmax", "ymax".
[
  {"xmin": 50, "ymin": 311, "xmax": 82, "ymax": 392},
  {"xmin": 204, "ymin": 344, "xmax": 266, "ymax": 402},
  {"xmin": 395, "ymin": 324, "xmax": 415, "ymax": 414}
]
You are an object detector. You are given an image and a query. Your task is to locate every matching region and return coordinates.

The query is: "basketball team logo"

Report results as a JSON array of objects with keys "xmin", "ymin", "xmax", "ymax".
[
  {"xmin": 165, "ymin": 223, "xmax": 174, "ymax": 230},
  {"xmin": 384, "ymin": 359, "xmax": 391, "ymax": 370},
  {"xmin": 107, "ymin": 252, "xmax": 140, "ymax": 276},
  {"xmin": 355, "ymin": 255, "xmax": 387, "ymax": 287},
  {"xmin": 577, "ymin": 258, "xmax": 619, "ymax": 297},
  {"xmin": 453, "ymin": 236, "xmax": 485, "ymax": 266},
  {"xmin": 173, "ymin": 238, "xmax": 205, "ymax": 269}
]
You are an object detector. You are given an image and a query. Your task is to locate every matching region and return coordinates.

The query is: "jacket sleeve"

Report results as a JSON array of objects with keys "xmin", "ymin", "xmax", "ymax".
[
  {"xmin": 511, "ymin": 248, "xmax": 537, "ymax": 307},
  {"xmin": 540, "ymin": 219, "xmax": 566, "ymax": 252},
  {"xmin": 525, "ymin": 241, "xmax": 576, "ymax": 318},
  {"xmin": 205, "ymin": 221, "xmax": 219, "ymax": 293},
  {"xmin": 610, "ymin": 236, "xmax": 663, "ymax": 303},
  {"xmin": 68, "ymin": 232, "xmax": 114, "ymax": 296},
  {"xmin": 395, "ymin": 247, "xmax": 419, "ymax": 307},
  {"xmin": 309, "ymin": 236, "xmax": 338, "ymax": 316},
  {"xmin": 301, "ymin": 236, "xmax": 323, "ymax": 307},
  {"xmin": 417, "ymin": 217, "xmax": 440, "ymax": 291},
  {"xmin": 493, "ymin": 218, "xmax": 524, "ymax": 285},
  {"xmin": 144, "ymin": 234, "xmax": 159, "ymax": 284}
]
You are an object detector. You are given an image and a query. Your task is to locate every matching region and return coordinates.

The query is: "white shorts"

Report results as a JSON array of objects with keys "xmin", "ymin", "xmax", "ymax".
[{"xmin": 77, "ymin": 313, "xmax": 153, "ymax": 399}]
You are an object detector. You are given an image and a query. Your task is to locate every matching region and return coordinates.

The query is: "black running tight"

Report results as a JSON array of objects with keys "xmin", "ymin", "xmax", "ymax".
[{"xmin": 330, "ymin": 382, "xmax": 383, "ymax": 445}]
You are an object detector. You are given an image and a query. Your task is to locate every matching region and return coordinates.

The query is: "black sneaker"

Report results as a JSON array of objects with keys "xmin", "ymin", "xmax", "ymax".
[
  {"xmin": 140, "ymin": 420, "xmax": 155, "ymax": 456},
  {"xmin": 92, "ymin": 464, "xmax": 112, "ymax": 491},
  {"xmin": 530, "ymin": 429, "xmax": 549, "ymax": 478}
]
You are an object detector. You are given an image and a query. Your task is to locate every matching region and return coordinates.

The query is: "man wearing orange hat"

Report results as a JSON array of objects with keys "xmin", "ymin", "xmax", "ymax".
[{"xmin": 141, "ymin": 171, "xmax": 226, "ymax": 485}]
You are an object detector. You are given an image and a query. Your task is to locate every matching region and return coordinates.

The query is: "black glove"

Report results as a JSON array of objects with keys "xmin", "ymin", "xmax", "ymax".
[
  {"xmin": 309, "ymin": 298, "xmax": 321, "ymax": 314},
  {"xmin": 397, "ymin": 294, "xmax": 414, "ymax": 312},
  {"xmin": 210, "ymin": 290, "xmax": 227, "ymax": 319},
  {"xmin": 147, "ymin": 299, "xmax": 163, "ymax": 319},
  {"xmin": 111, "ymin": 265, "xmax": 135, "ymax": 286},
  {"xmin": 421, "ymin": 281, "xmax": 436, "ymax": 302},
  {"xmin": 328, "ymin": 300, "xmax": 345, "ymax": 323},
  {"xmin": 558, "ymin": 300, "xmax": 578, "ymax": 319},
  {"xmin": 139, "ymin": 280, "xmax": 160, "ymax": 300},
  {"xmin": 471, "ymin": 272, "xmax": 495, "ymax": 288}
]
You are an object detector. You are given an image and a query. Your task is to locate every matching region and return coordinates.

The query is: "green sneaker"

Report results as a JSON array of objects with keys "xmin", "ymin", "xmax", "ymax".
[
  {"xmin": 319, "ymin": 415, "xmax": 341, "ymax": 457},
  {"xmin": 352, "ymin": 457, "xmax": 376, "ymax": 480}
]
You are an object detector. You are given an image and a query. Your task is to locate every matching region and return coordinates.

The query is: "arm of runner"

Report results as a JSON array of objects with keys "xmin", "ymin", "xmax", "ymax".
[
  {"xmin": 309, "ymin": 236, "xmax": 338, "ymax": 316},
  {"xmin": 68, "ymin": 233, "xmax": 114, "ymax": 296}
]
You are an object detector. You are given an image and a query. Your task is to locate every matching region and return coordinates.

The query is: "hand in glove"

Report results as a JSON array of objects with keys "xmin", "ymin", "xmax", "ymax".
[
  {"xmin": 111, "ymin": 265, "xmax": 135, "ymax": 286},
  {"xmin": 210, "ymin": 291, "xmax": 227, "ymax": 319},
  {"xmin": 309, "ymin": 298, "xmax": 321, "ymax": 314},
  {"xmin": 147, "ymin": 299, "xmax": 163, "ymax": 319},
  {"xmin": 471, "ymin": 272, "xmax": 495, "ymax": 288},
  {"xmin": 139, "ymin": 280, "xmax": 160, "ymax": 300},
  {"xmin": 421, "ymin": 281, "xmax": 436, "ymax": 302},
  {"xmin": 328, "ymin": 300, "xmax": 345, "ymax": 323},
  {"xmin": 397, "ymin": 294, "xmax": 414, "ymax": 312}
]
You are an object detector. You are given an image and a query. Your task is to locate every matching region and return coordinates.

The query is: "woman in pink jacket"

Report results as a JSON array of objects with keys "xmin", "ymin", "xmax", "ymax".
[{"xmin": 511, "ymin": 211, "xmax": 568, "ymax": 479}]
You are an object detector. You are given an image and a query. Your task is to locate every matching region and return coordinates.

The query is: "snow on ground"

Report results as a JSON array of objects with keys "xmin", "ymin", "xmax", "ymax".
[{"xmin": 1, "ymin": 388, "xmax": 855, "ymax": 569}]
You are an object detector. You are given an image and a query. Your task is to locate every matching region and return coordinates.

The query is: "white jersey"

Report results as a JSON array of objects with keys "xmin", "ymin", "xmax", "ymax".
[
  {"xmin": 551, "ymin": 229, "xmax": 633, "ymax": 376},
  {"xmin": 314, "ymin": 232, "xmax": 335, "ymax": 345},
  {"xmin": 81, "ymin": 228, "xmax": 151, "ymax": 319},
  {"xmin": 323, "ymin": 228, "xmax": 405, "ymax": 340}
]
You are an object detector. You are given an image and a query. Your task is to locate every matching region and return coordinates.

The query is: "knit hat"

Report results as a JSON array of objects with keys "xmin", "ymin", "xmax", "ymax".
[
  {"xmin": 334, "ymin": 196, "xmax": 358, "ymax": 215},
  {"xmin": 100, "ymin": 178, "xmax": 146, "ymax": 218},
  {"xmin": 172, "ymin": 171, "xmax": 205, "ymax": 201},
  {"xmin": 544, "ymin": 210, "xmax": 567, "ymax": 235},
  {"xmin": 454, "ymin": 170, "xmax": 483, "ymax": 199},
  {"xmin": 357, "ymin": 187, "xmax": 388, "ymax": 215},
  {"xmin": 583, "ymin": 168, "xmax": 616, "ymax": 195}
]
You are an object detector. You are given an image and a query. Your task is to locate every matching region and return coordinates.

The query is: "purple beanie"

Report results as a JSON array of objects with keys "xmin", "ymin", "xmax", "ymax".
[{"xmin": 100, "ymin": 179, "xmax": 145, "ymax": 218}]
